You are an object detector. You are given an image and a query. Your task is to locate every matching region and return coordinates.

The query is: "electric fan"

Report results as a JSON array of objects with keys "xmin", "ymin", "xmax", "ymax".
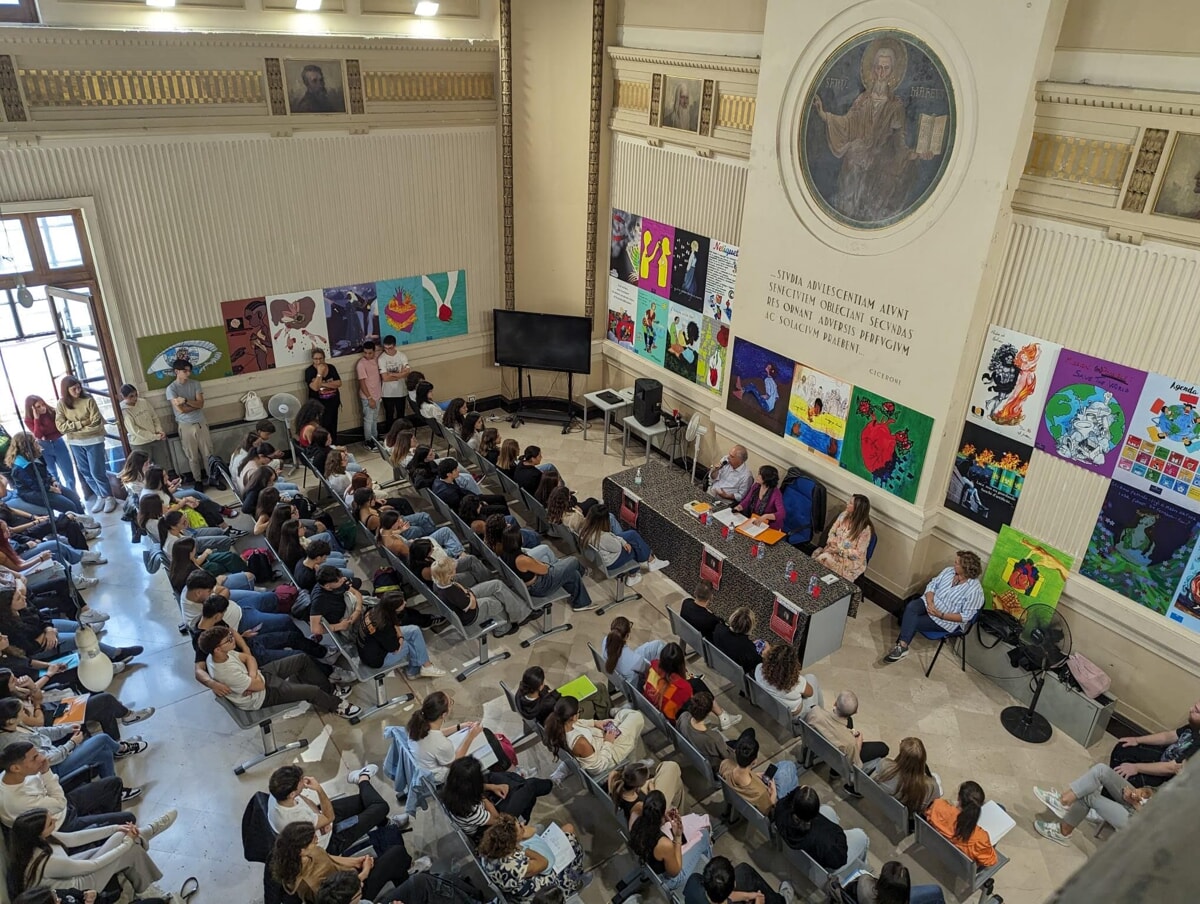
[
  {"xmin": 267, "ymin": 392, "xmax": 303, "ymax": 476},
  {"xmin": 685, "ymin": 413, "xmax": 708, "ymax": 487},
  {"xmin": 1000, "ymin": 604, "xmax": 1071, "ymax": 744}
]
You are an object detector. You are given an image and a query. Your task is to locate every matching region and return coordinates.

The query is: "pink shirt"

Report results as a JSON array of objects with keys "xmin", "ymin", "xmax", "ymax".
[{"xmin": 356, "ymin": 356, "xmax": 383, "ymax": 402}]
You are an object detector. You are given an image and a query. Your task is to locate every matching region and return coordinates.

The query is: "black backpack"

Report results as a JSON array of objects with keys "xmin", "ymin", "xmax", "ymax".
[{"xmin": 242, "ymin": 549, "xmax": 274, "ymax": 584}]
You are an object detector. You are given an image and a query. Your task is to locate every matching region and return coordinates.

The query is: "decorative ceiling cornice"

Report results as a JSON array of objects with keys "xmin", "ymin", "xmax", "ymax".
[
  {"xmin": 608, "ymin": 46, "xmax": 759, "ymax": 75},
  {"xmin": 0, "ymin": 26, "xmax": 498, "ymax": 54},
  {"xmin": 1036, "ymin": 81, "xmax": 1200, "ymax": 117}
]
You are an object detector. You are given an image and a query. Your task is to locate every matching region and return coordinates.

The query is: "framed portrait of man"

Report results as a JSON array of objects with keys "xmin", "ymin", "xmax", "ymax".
[
  {"xmin": 1153, "ymin": 133, "xmax": 1200, "ymax": 221},
  {"xmin": 799, "ymin": 30, "xmax": 956, "ymax": 230},
  {"xmin": 285, "ymin": 60, "xmax": 347, "ymax": 114},
  {"xmin": 659, "ymin": 76, "xmax": 702, "ymax": 133}
]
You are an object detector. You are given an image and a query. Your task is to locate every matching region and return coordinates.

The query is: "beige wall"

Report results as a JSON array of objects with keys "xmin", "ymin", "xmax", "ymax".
[
  {"xmin": 616, "ymin": 0, "xmax": 766, "ymax": 33},
  {"xmin": 1058, "ymin": 0, "xmax": 1200, "ymax": 52},
  {"xmin": 509, "ymin": 0, "xmax": 593, "ymax": 317}
]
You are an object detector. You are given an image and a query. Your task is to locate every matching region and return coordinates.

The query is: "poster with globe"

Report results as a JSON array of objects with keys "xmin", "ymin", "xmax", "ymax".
[
  {"xmin": 839, "ymin": 387, "xmax": 934, "ymax": 503},
  {"xmin": 1112, "ymin": 371, "xmax": 1200, "ymax": 513},
  {"xmin": 1081, "ymin": 481, "xmax": 1200, "ymax": 617},
  {"xmin": 982, "ymin": 525, "xmax": 1074, "ymax": 616},
  {"xmin": 1035, "ymin": 349, "xmax": 1148, "ymax": 478}
]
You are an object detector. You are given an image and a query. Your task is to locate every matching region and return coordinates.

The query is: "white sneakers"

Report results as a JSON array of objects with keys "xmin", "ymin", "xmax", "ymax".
[
  {"xmin": 718, "ymin": 711, "xmax": 743, "ymax": 731},
  {"xmin": 88, "ymin": 497, "xmax": 104, "ymax": 514},
  {"xmin": 80, "ymin": 551, "xmax": 107, "ymax": 565},
  {"xmin": 648, "ymin": 557, "xmax": 670, "ymax": 572},
  {"xmin": 417, "ymin": 664, "xmax": 447, "ymax": 679},
  {"xmin": 79, "ymin": 607, "xmax": 110, "ymax": 626},
  {"xmin": 102, "ymin": 497, "xmax": 119, "ymax": 513},
  {"xmin": 346, "ymin": 764, "xmax": 379, "ymax": 784},
  {"xmin": 139, "ymin": 808, "xmax": 178, "ymax": 842},
  {"xmin": 1034, "ymin": 786, "xmax": 1068, "ymax": 818}
]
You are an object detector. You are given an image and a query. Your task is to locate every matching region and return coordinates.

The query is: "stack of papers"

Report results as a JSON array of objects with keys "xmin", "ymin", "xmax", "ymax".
[
  {"xmin": 661, "ymin": 813, "xmax": 711, "ymax": 857},
  {"xmin": 738, "ymin": 519, "xmax": 769, "ymax": 537},
  {"xmin": 978, "ymin": 800, "xmax": 1016, "ymax": 843},
  {"xmin": 712, "ymin": 508, "xmax": 747, "ymax": 529},
  {"xmin": 525, "ymin": 823, "xmax": 577, "ymax": 873}
]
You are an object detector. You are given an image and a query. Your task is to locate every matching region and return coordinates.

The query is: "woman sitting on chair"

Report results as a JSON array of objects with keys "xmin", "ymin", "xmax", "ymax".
[
  {"xmin": 644, "ymin": 642, "xmax": 741, "ymax": 731},
  {"xmin": 870, "ymin": 737, "xmax": 941, "ymax": 814},
  {"xmin": 923, "ymin": 781, "xmax": 998, "ymax": 868},
  {"xmin": 601, "ymin": 616, "xmax": 664, "ymax": 688},
  {"xmin": 577, "ymin": 504, "xmax": 668, "ymax": 582},
  {"xmin": 478, "ymin": 814, "xmax": 589, "ymax": 904},
  {"xmin": 496, "ymin": 439, "xmax": 521, "ymax": 478},
  {"xmin": 166, "ymin": 536, "xmax": 248, "ymax": 593},
  {"xmin": 442, "ymin": 397, "xmax": 468, "ymax": 432},
  {"xmin": 460, "ymin": 412, "xmax": 485, "ymax": 450},
  {"xmin": 270, "ymin": 821, "xmax": 414, "ymax": 904},
  {"xmin": 543, "ymin": 695, "xmax": 643, "ymax": 779},
  {"xmin": 515, "ymin": 665, "xmax": 610, "ymax": 725},
  {"xmin": 408, "ymin": 690, "xmax": 509, "ymax": 783},
  {"xmin": 376, "ymin": 509, "xmax": 465, "ymax": 561},
  {"xmin": 733, "ymin": 465, "xmax": 785, "ymax": 526},
  {"xmin": 406, "ymin": 537, "xmax": 487, "ymax": 587},
  {"xmin": 753, "ymin": 642, "xmax": 822, "ymax": 719},
  {"xmin": 478, "ymin": 427, "xmax": 502, "ymax": 463},
  {"xmin": 442, "ymin": 755, "xmax": 553, "ymax": 844},
  {"xmin": 628, "ymin": 790, "xmax": 712, "ymax": 893},
  {"xmin": 812, "ymin": 494, "xmax": 874, "ymax": 582},
  {"xmin": 609, "ymin": 759, "xmax": 683, "ymax": 827},
  {"xmin": 385, "ymin": 425, "xmax": 416, "ymax": 469}
]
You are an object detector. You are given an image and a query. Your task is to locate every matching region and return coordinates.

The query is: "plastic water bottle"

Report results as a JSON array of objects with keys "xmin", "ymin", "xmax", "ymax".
[
  {"xmin": 808, "ymin": 574, "xmax": 819, "ymax": 596},
  {"xmin": 634, "ymin": 468, "xmax": 643, "ymax": 487},
  {"xmin": 756, "ymin": 541, "xmax": 766, "ymax": 558},
  {"xmin": 784, "ymin": 558, "xmax": 794, "ymax": 577}
]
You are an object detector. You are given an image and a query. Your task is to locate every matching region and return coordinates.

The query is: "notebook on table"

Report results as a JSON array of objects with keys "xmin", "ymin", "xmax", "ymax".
[{"xmin": 736, "ymin": 523, "xmax": 786, "ymax": 544}]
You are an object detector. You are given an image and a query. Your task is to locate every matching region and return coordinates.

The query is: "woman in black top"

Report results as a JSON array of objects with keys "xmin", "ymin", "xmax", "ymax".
[
  {"xmin": 512, "ymin": 446, "xmax": 547, "ymax": 495},
  {"xmin": 303, "ymin": 349, "xmax": 342, "ymax": 443},
  {"xmin": 711, "ymin": 605, "xmax": 763, "ymax": 673},
  {"xmin": 773, "ymin": 785, "xmax": 860, "ymax": 875},
  {"xmin": 515, "ymin": 665, "xmax": 609, "ymax": 724},
  {"xmin": 408, "ymin": 538, "xmax": 491, "ymax": 588}
]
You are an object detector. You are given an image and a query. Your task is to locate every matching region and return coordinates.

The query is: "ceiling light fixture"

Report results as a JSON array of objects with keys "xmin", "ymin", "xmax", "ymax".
[
  {"xmin": 415, "ymin": 1, "xmax": 439, "ymax": 16},
  {"xmin": 145, "ymin": 0, "xmax": 176, "ymax": 7},
  {"xmin": 295, "ymin": 0, "xmax": 322, "ymax": 9}
]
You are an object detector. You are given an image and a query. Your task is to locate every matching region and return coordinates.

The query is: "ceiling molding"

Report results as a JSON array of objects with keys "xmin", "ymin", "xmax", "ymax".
[
  {"xmin": 1037, "ymin": 80, "xmax": 1200, "ymax": 117},
  {"xmin": 608, "ymin": 46, "xmax": 759, "ymax": 76}
]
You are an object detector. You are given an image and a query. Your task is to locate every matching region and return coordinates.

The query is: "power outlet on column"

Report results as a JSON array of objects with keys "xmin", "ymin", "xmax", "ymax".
[{"xmin": 467, "ymin": 394, "xmax": 477, "ymax": 407}]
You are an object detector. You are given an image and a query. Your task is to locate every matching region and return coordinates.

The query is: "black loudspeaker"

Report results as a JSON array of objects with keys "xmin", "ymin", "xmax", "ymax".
[{"xmin": 633, "ymin": 378, "xmax": 663, "ymax": 427}]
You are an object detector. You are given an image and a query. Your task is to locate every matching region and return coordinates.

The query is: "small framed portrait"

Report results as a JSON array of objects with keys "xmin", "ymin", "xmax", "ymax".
[
  {"xmin": 1153, "ymin": 133, "xmax": 1200, "ymax": 221},
  {"xmin": 659, "ymin": 76, "xmax": 702, "ymax": 133},
  {"xmin": 284, "ymin": 60, "xmax": 347, "ymax": 114}
]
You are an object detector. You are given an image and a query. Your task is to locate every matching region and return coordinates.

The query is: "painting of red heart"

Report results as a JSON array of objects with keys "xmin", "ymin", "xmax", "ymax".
[{"xmin": 840, "ymin": 387, "xmax": 935, "ymax": 503}]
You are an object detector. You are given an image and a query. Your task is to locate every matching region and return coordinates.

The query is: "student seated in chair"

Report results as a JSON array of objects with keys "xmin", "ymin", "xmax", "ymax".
[
  {"xmin": 679, "ymin": 579, "xmax": 722, "ymax": 640},
  {"xmin": 1033, "ymin": 763, "xmax": 1153, "ymax": 848},
  {"xmin": 684, "ymin": 854, "xmax": 795, "ymax": 904},
  {"xmin": 849, "ymin": 860, "xmax": 946, "ymax": 904},
  {"xmin": 197, "ymin": 626, "xmax": 361, "ymax": 720},
  {"xmin": 0, "ymin": 740, "xmax": 133, "ymax": 832},
  {"xmin": 267, "ymin": 763, "xmax": 398, "ymax": 855},
  {"xmin": 719, "ymin": 727, "xmax": 803, "ymax": 816},
  {"xmin": 923, "ymin": 781, "xmax": 998, "ymax": 868},
  {"xmin": 676, "ymin": 693, "xmax": 734, "ymax": 772},
  {"xmin": 812, "ymin": 494, "xmax": 874, "ymax": 583},
  {"xmin": 754, "ymin": 643, "xmax": 822, "ymax": 719},
  {"xmin": 885, "ymin": 551, "xmax": 983, "ymax": 664},
  {"xmin": 869, "ymin": 736, "xmax": 941, "ymax": 813},
  {"xmin": 577, "ymin": 504, "xmax": 668, "ymax": 585},
  {"xmin": 773, "ymin": 784, "xmax": 869, "ymax": 881},
  {"xmin": 710, "ymin": 606, "xmax": 763, "ymax": 675},
  {"xmin": 802, "ymin": 691, "xmax": 889, "ymax": 775}
]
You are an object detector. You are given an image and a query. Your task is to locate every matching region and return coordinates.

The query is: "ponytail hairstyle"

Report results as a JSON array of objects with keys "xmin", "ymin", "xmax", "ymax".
[
  {"xmin": 604, "ymin": 616, "xmax": 632, "ymax": 674},
  {"xmin": 137, "ymin": 492, "xmax": 164, "ymax": 532},
  {"xmin": 628, "ymin": 790, "xmax": 668, "ymax": 863},
  {"xmin": 408, "ymin": 538, "xmax": 435, "ymax": 575},
  {"xmin": 609, "ymin": 761, "xmax": 651, "ymax": 801},
  {"xmin": 517, "ymin": 666, "xmax": 545, "ymax": 699},
  {"xmin": 954, "ymin": 781, "xmax": 985, "ymax": 842},
  {"xmin": 520, "ymin": 445, "xmax": 542, "ymax": 464},
  {"xmin": 406, "ymin": 691, "xmax": 451, "ymax": 741},
  {"xmin": 543, "ymin": 695, "xmax": 579, "ymax": 756},
  {"xmin": 782, "ymin": 785, "xmax": 820, "ymax": 834},
  {"xmin": 158, "ymin": 509, "xmax": 185, "ymax": 547},
  {"xmin": 875, "ymin": 862, "xmax": 912, "ymax": 904}
]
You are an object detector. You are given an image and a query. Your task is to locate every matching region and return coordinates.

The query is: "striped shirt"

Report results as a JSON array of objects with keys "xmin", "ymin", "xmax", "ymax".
[{"xmin": 925, "ymin": 566, "xmax": 984, "ymax": 632}]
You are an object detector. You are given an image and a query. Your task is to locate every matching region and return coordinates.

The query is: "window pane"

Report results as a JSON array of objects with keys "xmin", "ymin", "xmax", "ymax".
[
  {"xmin": 0, "ymin": 220, "xmax": 33, "ymax": 274},
  {"xmin": 0, "ymin": 2, "xmax": 20, "ymax": 6},
  {"xmin": 37, "ymin": 216, "xmax": 84, "ymax": 269},
  {"xmin": 0, "ymin": 293, "xmax": 17, "ymax": 341}
]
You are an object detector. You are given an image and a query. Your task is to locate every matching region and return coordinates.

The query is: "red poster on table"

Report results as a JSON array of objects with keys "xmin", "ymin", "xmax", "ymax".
[
  {"xmin": 619, "ymin": 489, "xmax": 641, "ymax": 528},
  {"xmin": 700, "ymin": 544, "xmax": 724, "ymax": 590},
  {"xmin": 770, "ymin": 594, "xmax": 800, "ymax": 644}
]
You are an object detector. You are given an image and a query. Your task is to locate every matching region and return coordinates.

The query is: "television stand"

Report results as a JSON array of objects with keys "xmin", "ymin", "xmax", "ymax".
[{"xmin": 509, "ymin": 367, "xmax": 582, "ymax": 434}]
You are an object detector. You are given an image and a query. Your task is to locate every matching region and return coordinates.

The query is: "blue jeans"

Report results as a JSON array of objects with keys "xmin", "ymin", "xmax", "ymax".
[
  {"xmin": 307, "ymin": 530, "xmax": 344, "ymax": 553},
  {"xmin": 185, "ymin": 527, "xmax": 232, "ymax": 553},
  {"xmin": 276, "ymin": 480, "xmax": 301, "ymax": 495},
  {"xmin": 430, "ymin": 527, "xmax": 464, "ymax": 558},
  {"xmin": 28, "ymin": 540, "xmax": 81, "ymax": 567},
  {"xmin": 899, "ymin": 596, "xmax": 963, "ymax": 645},
  {"xmin": 229, "ymin": 588, "xmax": 282, "ymax": 613},
  {"xmin": 528, "ymin": 558, "xmax": 591, "ymax": 609},
  {"xmin": 379, "ymin": 624, "xmax": 431, "ymax": 677},
  {"xmin": 455, "ymin": 472, "xmax": 484, "ymax": 494},
  {"xmin": 910, "ymin": 887, "xmax": 947, "ymax": 904},
  {"xmin": 501, "ymin": 515, "xmax": 540, "ymax": 550},
  {"xmin": 662, "ymin": 828, "xmax": 712, "ymax": 890},
  {"xmin": 67, "ymin": 442, "xmax": 111, "ymax": 500},
  {"xmin": 50, "ymin": 620, "xmax": 119, "ymax": 659},
  {"xmin": 223, "ymin": 572, "xmax": 253, "ymax": 591},
  {"xmin": 23, "ymin": 486, "xmax": 83, "ymax": 515},
  {"xmin": 54, "ymin": 733, "xmax": 119, "ymax": 780},
  {"xmin": 525, "ymin": 544, "xmax": 557, "ymax": 565},
  {"xmin": 609, "ymin": 529, "xmax": 651, "ymax": 570},
  {"xmin": 771, "ymin": 759, "xmax": 801, "ymax": 799},
  {"xmin": 239, "ymin": 606, "xmax": 298, "ymax": 633},
  {"xmin": 40, "ymin": 437, "xmax": 77, "ymax": 494},
  {"xmin": 361, "ymin": 398, "xmax": 380, "ymax": 445},
  {"xmin": 400, "ymin": 512, "xmax": 437, "ymax": 539}
]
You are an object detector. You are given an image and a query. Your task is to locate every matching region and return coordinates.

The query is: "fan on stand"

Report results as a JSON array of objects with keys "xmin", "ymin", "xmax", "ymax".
[
  {"xmin": 1000, "ymin": 603, "xmax": 1071, "ymax": 744},
  {"xmin": 685, "ymin": 413, "xmax": 708, "ymax": 487},
  {"xmin": 268, "ymin": 392, "xmax": 303, "ymax": 477}
]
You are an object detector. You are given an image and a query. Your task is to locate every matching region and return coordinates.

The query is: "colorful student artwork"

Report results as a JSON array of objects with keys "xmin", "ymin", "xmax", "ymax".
[
  {"xmin": 137, "ymin": 327, "xmax": 233, "ymax": 390},
  {"xmin": 704, "ymin": 239, "xmax": 737, "ymax": 324},
  {"xmin": 266, "ymin": 290, "xmax": 330, "ymax": 367},
  {"xmin": 634, "ymin": 290, "xmax": 668, "ymax": 367},
  {"xmin": 663, "ymin": 303, "xmax": 704, "ymax": 383},
  {"xmin": 840, "ymin": 387, "xmax": 933, "ymax": 503},
  {"xmin": 610, "ymin": 208, "xmax": 642, "ymax": 286},
  {"xmin": 1168, "ymin": 542, "xmax": 1200, "ymax": 636},
  {"xmin": 982, "ymin": 525, "xmax": 1074, "ymax": 616},
  {"xmin": 323, "ymin": 283, "xmax": 379, "ymax": 357},
  {"xmin": 376, "ymin": 269, "xmax": 468, "ymax": 347},
  {"xmin": 966, "ymin": 324, "xmax": 1061, "ymax": 446},
  {"xmin": 945, "ymin": 421, "xmax": 1031, "ymax": 532},
  {"xmin": 221, "ymin": 297, "xmax": 275, "ymax": 375},
  {"xmin": 1113, "ymin": 371, "xmax": 1200, "ymax": 512},
  {"xmin": 606, "ymin": 281, "xmax": 637, "ymax": 352},
  {"xmin": 670, "ymin": 228, "xmax": 709, "ymax": 312},
  {"xmin": 696, "ymin": 317, "xmax": 729, "ymax": 396},
  {"xmin": 727, "ymin": 338, "xmax": 794, "ymax": 435},
  {"xmin": 1081, "ymin": 480, "xmax": 1200, "ymax": 617},
  {"xmin": 784, "ymin": 364, "xmax": 851, "ymax": 463},
  {"xmin": 637, "ymin": 218, "xmax": 675, "ymax": 300},
  {"xmin": 1036, "ymin": 350, "xmax": 1148, "ymax": 477}
]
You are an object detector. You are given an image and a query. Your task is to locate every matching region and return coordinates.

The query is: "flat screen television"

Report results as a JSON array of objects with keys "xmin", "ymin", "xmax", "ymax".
[{"xmin": 493, "ymin": 309, "xmax": 592, "ymax": 374}]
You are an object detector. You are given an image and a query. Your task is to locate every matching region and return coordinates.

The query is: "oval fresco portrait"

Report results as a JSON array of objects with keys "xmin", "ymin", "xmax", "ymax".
[{"xmin": 799, "ymin": 30, "xmax": 956, "ymax": 230}]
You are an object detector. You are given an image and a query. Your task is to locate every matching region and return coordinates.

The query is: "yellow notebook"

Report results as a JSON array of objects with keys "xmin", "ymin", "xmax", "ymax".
[{"xmin": 556, "ymin": 675, "xmax": 599, "ymax": 702}]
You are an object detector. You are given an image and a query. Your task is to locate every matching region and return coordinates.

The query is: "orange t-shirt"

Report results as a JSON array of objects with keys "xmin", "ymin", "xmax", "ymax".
[{"xmin": 925, "ymin": 799, "xmax": 997, "ymax": 867}]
